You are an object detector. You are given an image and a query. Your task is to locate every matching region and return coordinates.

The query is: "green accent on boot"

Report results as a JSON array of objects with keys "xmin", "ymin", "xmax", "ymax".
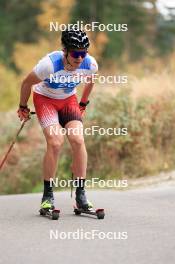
[
  {"xmin": 41, "ymin": 200, "xmax": 52, "ymax": 209},
  {"xmin": 87, "ymin": 200, "xmax": 93, "ymax": 209}
]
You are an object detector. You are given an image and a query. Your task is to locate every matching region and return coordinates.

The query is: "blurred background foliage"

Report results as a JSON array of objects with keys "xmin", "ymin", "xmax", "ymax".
[{"xmin": 0, "ymin": 0, "xmax": 175, "ymax": 193}]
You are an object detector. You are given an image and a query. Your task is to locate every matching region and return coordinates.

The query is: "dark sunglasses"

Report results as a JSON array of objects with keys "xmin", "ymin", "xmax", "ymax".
[{"xmin": 69, "ymin": 50, "xmax": 87, "ymax": 59}]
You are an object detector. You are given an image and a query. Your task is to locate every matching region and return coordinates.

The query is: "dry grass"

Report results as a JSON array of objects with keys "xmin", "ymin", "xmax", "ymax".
[
  {"xmin": 130, "ymin": 72, "xmax": 175, "ymax": 99},
  {"xmin": 92, "ymin": 52, "xmax": 175, "ymax": 99},
  {"xmin": 90, "ymin": 70, "xmax": 175, "ymax": 101}
]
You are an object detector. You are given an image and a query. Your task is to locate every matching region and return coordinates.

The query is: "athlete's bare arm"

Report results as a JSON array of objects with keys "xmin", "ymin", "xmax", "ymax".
[
  {"xmin": 20, "ymin": 71, "xmax": 41, "ymax": 106},
  {"xmin": 80, "ymin": 80, "xmax": 94, "ymax": 103}
]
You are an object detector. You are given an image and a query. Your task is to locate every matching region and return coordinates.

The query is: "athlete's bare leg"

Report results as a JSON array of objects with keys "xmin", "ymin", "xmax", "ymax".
[
  {"xmin": 43, "ymin": 124, "xmax": 64, "ymax": 181},
  {"xmin": 65, "ymin": 120, "xmax": 87, "ymax": 179}
]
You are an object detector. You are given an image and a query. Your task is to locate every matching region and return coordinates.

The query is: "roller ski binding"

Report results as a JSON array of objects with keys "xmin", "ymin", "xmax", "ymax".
[
  {"xmin": 39, "ymin": 194, "xmax": 60, "ymax": 220},
  {"xmin": 73, "ymin": 189, "xmax": 105, "ymax": 220}
]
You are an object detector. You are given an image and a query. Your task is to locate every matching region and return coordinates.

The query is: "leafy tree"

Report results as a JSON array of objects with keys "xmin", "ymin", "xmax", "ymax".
[
  {"xmin": 155, "ymin": 7, "xmax": 175, "ymax": 55},
  {"xmin": 71, "ymin": 0, "xmax": 161, "ymax": 62},
  {"xmin": 0, "ymin": 0, "xmax": 43, "ymax": 69}
]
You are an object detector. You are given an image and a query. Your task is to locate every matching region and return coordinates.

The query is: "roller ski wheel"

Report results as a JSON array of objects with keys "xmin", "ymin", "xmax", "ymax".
[
  {"xmin": 74, "ymin": 208, "xmax": 82, "ymax": 215},
  {"xmin": 96, "ymin": 209, "xmax": 105, "ymax": 219},
  {"xmin": 39, "ymin": 208, "xmax": 60, "ymax": 220},
  {"xmin": 52, "ymin": 209, "xmax": 60, "ymax": 220},
  {"xmin": 73, "ymin": 205, "xmax": 105, "ymax": 220}
]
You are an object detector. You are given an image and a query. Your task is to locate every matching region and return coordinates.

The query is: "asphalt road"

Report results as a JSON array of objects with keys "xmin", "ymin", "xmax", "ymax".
[{"xmin": 0, "ymin": 187, "xmax": 175, "ymax": 264}]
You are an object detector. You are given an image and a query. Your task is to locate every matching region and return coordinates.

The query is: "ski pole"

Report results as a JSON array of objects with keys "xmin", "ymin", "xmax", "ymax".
[
  {"xmin": 0, "ymin": 111, "xmax": 35, "ymax": 171},
  {"xmin": 71, "ymin": 173, "xmax": 74, "ymax": 198}
]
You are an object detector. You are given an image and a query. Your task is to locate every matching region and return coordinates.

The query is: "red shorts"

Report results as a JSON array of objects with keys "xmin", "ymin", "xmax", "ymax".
[{"xmin": 33, "ymin": 92, "xmax": 82, "ymax": 129}]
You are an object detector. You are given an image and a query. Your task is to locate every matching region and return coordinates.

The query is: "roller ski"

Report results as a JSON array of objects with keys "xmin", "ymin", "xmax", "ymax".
[
  {"xmin": 73, "ymin": 188, "xmax": 105, "ymax": 220},
  {"xmin": 39, "ymin": 193, "xmax": 60, "ymax": 220}
]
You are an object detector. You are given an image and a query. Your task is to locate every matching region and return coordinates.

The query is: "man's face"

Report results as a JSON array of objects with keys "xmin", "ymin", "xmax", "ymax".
[{"xmin": 66, "ymin": 49, "xmax": 87, "ymax": 68}]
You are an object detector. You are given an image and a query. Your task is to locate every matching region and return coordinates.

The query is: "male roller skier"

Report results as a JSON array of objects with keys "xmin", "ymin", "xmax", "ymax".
[{"xmin": 17, "ymin": 27, "xmax": 98, "ymax": 211}]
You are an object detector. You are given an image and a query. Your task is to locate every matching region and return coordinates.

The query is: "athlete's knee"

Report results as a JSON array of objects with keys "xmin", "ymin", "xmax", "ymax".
[
  {"xmin": 69, "ymin": 135, "xmax": 85, "ymax": 147},
  {"xmin": 47, "ymin": 137, "xmax": 64, "ymax": 153}
]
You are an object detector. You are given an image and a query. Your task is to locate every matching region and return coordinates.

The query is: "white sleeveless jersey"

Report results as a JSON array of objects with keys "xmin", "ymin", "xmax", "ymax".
[{"xmin": 33, "ymin": 51, "xmax": 98, "ymax": 99}]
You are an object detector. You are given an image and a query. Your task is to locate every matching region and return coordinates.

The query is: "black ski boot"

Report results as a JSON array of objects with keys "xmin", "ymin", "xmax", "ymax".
[
  {"xmin": 41, "ymin": 191, "xmax": 55, "ymax": 210},
  {"xmin": 75, "ymin": 189, "xmax": 93, "ymax": 210}
]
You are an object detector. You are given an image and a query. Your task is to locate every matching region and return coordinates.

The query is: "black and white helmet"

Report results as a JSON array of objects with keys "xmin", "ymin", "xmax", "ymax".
[{"xmin": 61, "ymin": 26, "xmax": 90, "ymax": 49}]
